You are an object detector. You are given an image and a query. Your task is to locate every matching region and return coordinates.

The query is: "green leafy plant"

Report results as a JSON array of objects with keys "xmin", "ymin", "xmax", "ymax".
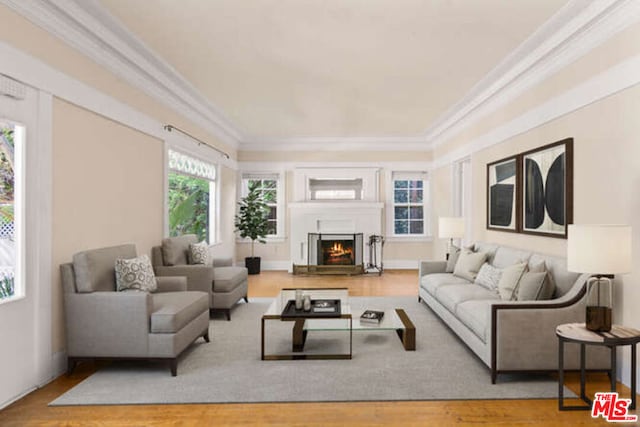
[
  {"xmin": 234, "ymin": 181, "xmax": 269, "ymax": 258},
  {"xmin": 0, "ymin": 275, "xmax": 14, "ymax": 299},
  {"xmin": 168, "ymin": 173, "xmax": 210, "ymax": 242}
]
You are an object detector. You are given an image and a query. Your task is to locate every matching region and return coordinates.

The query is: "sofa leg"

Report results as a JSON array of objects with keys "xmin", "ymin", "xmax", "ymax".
[
  {"xmin": 203, "ymin": 330, "xmax": 210, "ymax": 343},
  {"xmin": 66, "ymin": 357, "xmax": 78, "ymax": 376},
  {"xmin": 225, "ymin": 309, "xmax": 231, "ymax": 321},
  {"xmin": 169, "ymin": 359, "xmax": 178, "ymax": 377},
  {"xmin": 243, "ymin": 295, "xmax": 249, "ymax": 303},
  {"xmin": 491, "ymin": 370, "xmax": 497, "ymax": 384},
  {"xmin": 418, "ymin": 296, "xmax": 422, "ymax": 303}
]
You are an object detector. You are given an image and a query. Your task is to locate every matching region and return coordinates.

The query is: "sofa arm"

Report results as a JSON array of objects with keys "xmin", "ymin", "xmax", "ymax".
[
  {"xmin": 419, "ymin": 260, "xmax": 447, "ymax": 277},
  {"xmin": 154, "ymin": 265, "xmax": 214, "ymax": 294},
  {"xmin": 155, "ymin": 276, "xmax": 187, "ymax": 293},
  {"xmin": 64, "ymin": 291, "xmax": 151, "ymax": 357},
  {"xmin": 212, "ymin": 258, "xmax": 233, "ymax": 267}
]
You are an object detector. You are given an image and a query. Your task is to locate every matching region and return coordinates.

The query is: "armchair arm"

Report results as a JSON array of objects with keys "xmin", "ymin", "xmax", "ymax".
[
  {"xmin": 155, "ymin": 276, "xmax": 187, "ymax": 293},
  {"xmin": 64, "ymin": 291, "xmax": 151, "ymax": 357},
  {"xmin": 154, "ymin": 265, "xmax": 214, "ymax": 294},
  {"xmin": 212, "ymin": 257, "xmax": 233, "ymax": 267},
  {"xmin": 419, "ymin": 260, "xmax": 447, "ymax": 277}
]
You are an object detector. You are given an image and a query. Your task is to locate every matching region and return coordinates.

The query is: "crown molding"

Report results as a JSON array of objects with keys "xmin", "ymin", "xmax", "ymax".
[
  {"xmin": 239, "ymin": 136, "xmax": 428, "ymax": 152},
  {"xmin": 423, "ymin": 0, "xmax": 640, "ymax": 149},
  {"xmin": 1, "ymin": 0, "xmax": 241, "ymax": 149},
  {"xmin": 3, "ymin": 0, "xmax": 639, "ymax": 154}
]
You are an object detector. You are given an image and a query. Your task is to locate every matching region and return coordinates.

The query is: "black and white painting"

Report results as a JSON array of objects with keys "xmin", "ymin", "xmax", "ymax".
[
  {"xmin": 521, "ymin": 138, "xmax": 573, "ymax": 238},
  {"xmin": 487, "ymin": 157, "xmax": 518, "ymax": 232}
]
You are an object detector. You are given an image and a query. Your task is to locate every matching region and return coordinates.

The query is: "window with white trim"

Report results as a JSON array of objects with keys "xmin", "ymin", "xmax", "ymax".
[
  {"xmin": 167, "ymin": 149, "xmax": 216, "ymax": 243},
  {"xmin": 391, "ymin": 171, "xmax": 428, "ymax": 236},
  {"xmin": 242, "ymin": 173, "xmax": 284, "ymax": 237}
]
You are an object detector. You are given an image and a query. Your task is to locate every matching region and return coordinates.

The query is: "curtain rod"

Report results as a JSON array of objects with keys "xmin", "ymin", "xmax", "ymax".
[{"xmin": 163, "ymin": 124, "xmax": 230, "ymax": 159}]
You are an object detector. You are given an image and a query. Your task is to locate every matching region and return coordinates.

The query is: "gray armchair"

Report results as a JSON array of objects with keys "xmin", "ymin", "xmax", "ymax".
[
  {"xmin": 60, "ymin": 244, "xmax": 210, "ymax": 376},
  {"xmin": 151, "ymin": 235, "xmax": 249, "ymax": 320}
]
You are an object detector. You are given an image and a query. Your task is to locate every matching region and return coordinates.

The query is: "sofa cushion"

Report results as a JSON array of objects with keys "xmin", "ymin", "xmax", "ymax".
[
  {"xmin": 162, "ymin": 235, "xmax": 198, "ymax": 266},
  {"xmin": 491, "ymin": 247, "xmax": 532, "ymax": 269},
  {"xmin": 528, "ymin": 254, "xmax": 577, "ymax": 297},
  {"xmin": 474, "ymin": 263, "xmax": 502, "ymax": 294},
  {"xmin": 189, "ymin": 241, "xmax": 209, "ymax": 265},
  {"xmin": 115, "ymin": 254, "xmax": 157, "ymax": 292},
  {"xmin": 497, "ymin": 262, "xmax": 527, "ymax": 300},
  {"xmin": 453, "ymin": 250, "xmax": 487, "ymax": 282},
  {"xmin": 436, "ymin": 283, "xmax": 500, "ymax": 314},
  {"xmin": 213, "ymin": 266, "xmax": 248, "ymax": 292},
  {"xmin": 472, "ymin": 242, "xmax": 499, "ymax": 264},
  {"xmin": 420, "ymin": 273, "xmax": 470, "ymax": 296},
  {"xmin": 73, "ymin": 244, "xmax": 138, "ymax": 293},
  {"xmin": 456, "ymin": 299, "xmax": 494, "ymax": 343},
  {"xmin": 151, "ymin": 291, "xmax": 208, "ymax": 333},
  {"xmin": 516, "ymin": 271, "xmax": 555, "ymax": 301}
]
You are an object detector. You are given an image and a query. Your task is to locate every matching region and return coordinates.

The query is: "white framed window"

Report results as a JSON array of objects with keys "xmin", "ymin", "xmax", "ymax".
[
  {"xmin": 167, "ymin": 149, "xmax": 217, "ymax": 244},
  {"xmin": 386, "ymin": 171, "xmax": 429, "ymax": 239},
  {"xmin": 241, "ymin": 172, "xmax": 285, "ymax": 240}
]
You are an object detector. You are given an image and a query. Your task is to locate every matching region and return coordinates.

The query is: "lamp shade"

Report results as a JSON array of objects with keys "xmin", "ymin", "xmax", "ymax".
[
  {"xmin": 438, "ymin": 217, "xmax": 465, "ymax": 239},
  {"xmin": 567, "ymin": 224, "xmax": 632, "ymax": 274}
]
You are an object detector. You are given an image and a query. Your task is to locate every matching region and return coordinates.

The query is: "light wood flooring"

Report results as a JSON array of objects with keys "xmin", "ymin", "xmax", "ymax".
[{"xmin": 0, "ymin": 270, "xmax": 633, "ymax": 426}]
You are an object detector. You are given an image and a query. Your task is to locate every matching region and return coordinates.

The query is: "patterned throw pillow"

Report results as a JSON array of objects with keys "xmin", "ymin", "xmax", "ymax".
[
  {"xmin": 115, "ymin": 254, "xmax": 157, "ymax": 292},
  {"xmin": 189, "ymin": 241, "xmax": 209, "ymax": 265},
  {"xmin": 474, "ymin": 263, "xmax": 502, "ymax": 293}
]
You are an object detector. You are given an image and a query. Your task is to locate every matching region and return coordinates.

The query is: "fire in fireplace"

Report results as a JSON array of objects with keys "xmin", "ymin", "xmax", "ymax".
[{"xmin": 321, "ymin": 240, "xmax": 355, "ymax": 265}]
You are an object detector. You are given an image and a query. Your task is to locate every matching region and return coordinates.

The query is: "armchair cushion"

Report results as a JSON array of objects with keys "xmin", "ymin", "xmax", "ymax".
[
  {"xmin": 151, "ymin": 291, "xmax": 209, "ymax": 333},
  {"xmin": 213, "ymin": 266, "xmax": 248, "ymax": 292},
  {"xmin": 161, "ymin": 234, "xmax": 197, "ymax": 266},
  {"xmin": 155, "ymin": 276, "xmax": 187, "ymax": 293},
  {"xmin": 115, "ymin": 254, "xmax": 157, "ymax": 292},
  {"xmin": 73, "ymin": 244, "xmax": 137, "ymax": 293}
]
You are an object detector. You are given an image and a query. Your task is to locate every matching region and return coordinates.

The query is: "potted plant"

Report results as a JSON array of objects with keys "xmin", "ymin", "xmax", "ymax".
[{"xmin": 234, "ymin": 182, "xmax": 270, "ymax": 274}]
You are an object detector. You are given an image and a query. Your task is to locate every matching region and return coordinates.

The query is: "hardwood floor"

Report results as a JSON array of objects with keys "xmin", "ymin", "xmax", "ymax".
[{"xmin": 0, "ymin": 270, "xmax": 632, "ymax": 426}]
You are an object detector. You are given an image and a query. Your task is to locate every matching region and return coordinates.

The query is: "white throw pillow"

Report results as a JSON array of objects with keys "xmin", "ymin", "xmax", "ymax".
[
  {"xmin": 115, "ymin": 254, "xmax": 157, "ymax": 292},
  {"xmin": 189, "ymin": 241, "xmax": 209, "ymax": 265},
  {"xmin": 497, "ymin": 262, "xmax": 527, "ymax": 300},
  {"xmin": 453, "ymin": 249, "xmax": 487, "ymax": 282},
  {"xmin": 474, "ymin": 263, "xmax": 502, "ymax": 294}
]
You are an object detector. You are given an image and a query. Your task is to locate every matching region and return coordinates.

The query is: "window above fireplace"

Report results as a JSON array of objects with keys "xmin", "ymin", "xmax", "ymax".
[
  {"xmin": 293, "ymin": 167, "xmax": 379, "ymax": 202},
  {"xmin": 309, "ymin": 178, "xmax": 363, "ymax": 201}
]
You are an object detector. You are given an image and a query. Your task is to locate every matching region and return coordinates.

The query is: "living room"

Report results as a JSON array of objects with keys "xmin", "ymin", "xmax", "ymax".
[{"xmin": 1, "ymin": 0, "xmax": 640, "ymax": 425}]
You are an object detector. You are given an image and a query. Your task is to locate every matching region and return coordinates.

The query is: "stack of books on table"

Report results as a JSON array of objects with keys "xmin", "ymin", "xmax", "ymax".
[
  {"xmin": 360, "ymin": 310, "xmax": 384, "ymax": 324},
  {"xmin": 312, "ymin": 300, "xmax": 338, "ymax": 313}
]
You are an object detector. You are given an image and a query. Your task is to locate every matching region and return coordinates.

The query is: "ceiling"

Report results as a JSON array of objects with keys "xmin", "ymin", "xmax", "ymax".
[{"xmin": 98, "ymin": 0, "xmax": 569, "ymax": 145}]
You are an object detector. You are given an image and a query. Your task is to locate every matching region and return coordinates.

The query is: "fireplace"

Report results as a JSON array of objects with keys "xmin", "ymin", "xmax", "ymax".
[{"xmin": 308, "ymin": 233, "xmax": 363, "ymax": 269}]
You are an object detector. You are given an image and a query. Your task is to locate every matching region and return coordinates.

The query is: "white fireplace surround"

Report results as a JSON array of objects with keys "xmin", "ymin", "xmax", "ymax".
[{"xmin": 289, "ymin": 202, "xmax": 383, "ymax": 271}]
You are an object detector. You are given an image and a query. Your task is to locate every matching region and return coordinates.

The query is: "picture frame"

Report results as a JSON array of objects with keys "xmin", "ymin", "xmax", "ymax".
[
  {"xmin": 486, "ymin": 155, "xmax": 520, "ymax": 232},
  {"xmin": 520, "ymin": 138, "xmax": 573, "ymax": 238}
]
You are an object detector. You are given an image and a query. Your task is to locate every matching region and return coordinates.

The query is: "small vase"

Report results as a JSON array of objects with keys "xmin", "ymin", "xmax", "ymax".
[
  {"xmin": 303, "ymin": 294, "xmax": 311, "ymax": 312},
  {"xmin": 295, "ymin": 289, "xmax": 303, "ymax": 310}
]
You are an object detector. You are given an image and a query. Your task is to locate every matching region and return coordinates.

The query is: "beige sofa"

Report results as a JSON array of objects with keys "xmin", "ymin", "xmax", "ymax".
[
  {"xmin": 419, "ymin": 242, "xmax": 610, "ymax": 383},
  {"xmin": 60, "ymin": 244, "xmax": 210, "ymax": 376}
]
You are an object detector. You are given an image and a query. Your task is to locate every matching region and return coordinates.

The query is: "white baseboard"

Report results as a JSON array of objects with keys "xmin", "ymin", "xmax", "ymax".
[
  {"xmin": 381, "ymin": 260, "xmax": 419, "ymax": 270},
  {"xmin": 52, "ymin": 351, "xmax": 67, "ymax": 379},
  {"xmin": 235, "ymin": 260, "xmax": 290, "ymax": 271}
]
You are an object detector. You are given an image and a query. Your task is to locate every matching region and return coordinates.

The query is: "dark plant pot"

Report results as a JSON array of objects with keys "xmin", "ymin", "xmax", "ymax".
[{"xmin": 245, "ymin": 257, "xmax": 261, "ymax": 275}]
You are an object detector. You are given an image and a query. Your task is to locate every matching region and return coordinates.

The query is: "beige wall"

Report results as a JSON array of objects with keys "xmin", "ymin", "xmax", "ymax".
[{"xmin": 51, "ymin": 98, "xmax": 165, "ymax": 353}]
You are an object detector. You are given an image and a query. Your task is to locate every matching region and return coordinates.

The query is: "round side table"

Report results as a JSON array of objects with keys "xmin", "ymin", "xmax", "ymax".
[{"xmin": 556, "ymin": 323, "xmax": 640, "ymax": 411}]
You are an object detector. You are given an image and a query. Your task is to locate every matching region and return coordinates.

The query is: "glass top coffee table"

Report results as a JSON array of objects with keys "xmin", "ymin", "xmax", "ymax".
[{"xmin": 261, "ymin": 288, "xmax": 415, "ymax": 360}]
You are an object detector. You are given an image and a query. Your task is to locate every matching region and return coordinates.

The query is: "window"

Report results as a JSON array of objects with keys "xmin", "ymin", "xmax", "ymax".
[
  {"xmin": 308, "ymin": 178, "xmax": 363, "ymax": 200},
  {"xmin": 391, "ymin": 171, "xmax": 428, "ymax": 236},
  {"xmin": 0, "ymin": 120, "xmax": 23, "ymax": 301},
  {"xmin": 167, "ymin": 149, "xmax": 216, "ymax": 243},
  {"xmin": 242, "ymin": 173, "xmax": 284, "ymax": 238}
]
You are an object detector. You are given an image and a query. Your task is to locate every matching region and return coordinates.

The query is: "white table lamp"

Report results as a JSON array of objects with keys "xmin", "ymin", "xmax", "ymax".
[
  {"xmin": 567, "ymin": 224, "xmax": 632, "ymax": 332},
  {"xmin": 439, "ymin": 217, "xmax": 465, "ymax": 260}
]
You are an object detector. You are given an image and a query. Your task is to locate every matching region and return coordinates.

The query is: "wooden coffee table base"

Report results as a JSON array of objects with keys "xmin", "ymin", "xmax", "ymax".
[{"xmin": 395, "ymin": 308, "xmax": 416, "ymax": 351}]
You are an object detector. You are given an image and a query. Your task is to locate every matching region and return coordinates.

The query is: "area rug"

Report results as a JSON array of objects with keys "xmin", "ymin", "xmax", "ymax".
[{"xmin": 50, "ymin": 296, "xmax": 571, "ymax": 405}]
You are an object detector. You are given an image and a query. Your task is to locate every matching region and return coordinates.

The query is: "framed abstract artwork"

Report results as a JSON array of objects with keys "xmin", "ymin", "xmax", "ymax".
[
  {"xmin": 487, "ymin": 156, "xmax": 520, "ymax": 232},
  {"xmin": 520, "ymin": 138, "xmax": 573, "ymax": 238}
]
